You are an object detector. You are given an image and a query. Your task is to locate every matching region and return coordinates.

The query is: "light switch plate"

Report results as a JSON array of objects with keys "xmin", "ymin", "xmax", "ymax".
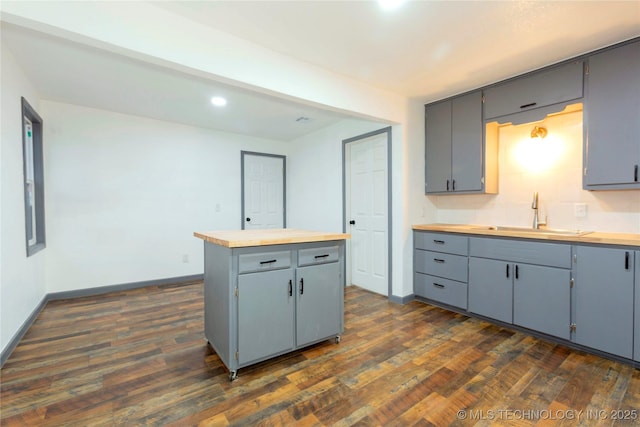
[{"xmin": 574, "ymin": 203, "xmax": 587, "ymax": 218}]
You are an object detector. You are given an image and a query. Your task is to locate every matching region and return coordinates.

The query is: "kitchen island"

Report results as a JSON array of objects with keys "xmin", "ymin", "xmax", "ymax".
[{"xmin": 194, "ymin": 229, "xmax": 349, "ymax": 380}]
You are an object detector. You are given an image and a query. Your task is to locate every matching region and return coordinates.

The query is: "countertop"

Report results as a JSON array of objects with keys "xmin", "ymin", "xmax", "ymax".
[
  {"xmin": 194, "ymin": 228, "xmax": 350, "ymax": 248},
  {"xmin": 412, "ymin": 223, "xmax": 640, "ymax": 247}
]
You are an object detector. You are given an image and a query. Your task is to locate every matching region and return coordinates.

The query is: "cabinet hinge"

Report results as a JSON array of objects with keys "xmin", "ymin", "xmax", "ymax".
[
  {"xmin": 583, "ymin": 167, "xmax": 587, "ymax": 177},
  {"xmin": 570, "ymin": 278, "xmax": 574, "ymax": 288},
  {"xmin": 480, "ymin": 176, "xmax": 485, "ymax": 184},
  {"xmin": 585, "ymin": 64, "xmax": 589, "ymax": 75},
  {"xmin": 573, "ymin": 254, "xmax": 577, "ymax": 264},
  {"xmin": 235, "ymin": 351, "xmax": 239, "ymax": 360},
  {"xmin": 234, "ymin": 287, "xmax": 238, "ymax": 297},
  {"xmin": 482, "ymin": 95, "xmax": 486, "ymax": 103},
  {"xmin": 570, "ymin": 323, "xmax": 577, "ymax": 332}
]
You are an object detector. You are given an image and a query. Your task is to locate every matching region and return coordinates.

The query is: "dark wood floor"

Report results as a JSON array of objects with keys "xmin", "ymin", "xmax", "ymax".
[{"xmin": 1, "ymin": 282, "xmax": 639, "ymax": 426}]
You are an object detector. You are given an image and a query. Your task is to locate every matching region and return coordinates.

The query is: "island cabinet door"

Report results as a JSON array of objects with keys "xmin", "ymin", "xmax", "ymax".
[
  {"xmin": 237, "ymin": 269, "xmax": 294, "ymax": 365},
  {"xmin": 296, "ymin": 262, "xmax": 341, "ymax": 348}
]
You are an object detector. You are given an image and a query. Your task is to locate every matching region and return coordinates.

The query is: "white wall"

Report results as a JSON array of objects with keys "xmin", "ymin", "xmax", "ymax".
[
  {"xmin": 287, "ymin": 118, "xmax": 385, "ymax": 231},
  {"xmin": 1, "ymin": 44, "xmax": 47, "ymax": 354},
  {"xmin": 42, "ymin": 101, "xmax": 290, "ymax": 292},
  {"xmin": 430, "ymin": 109, "xmax": 640, "ymax": 233}
]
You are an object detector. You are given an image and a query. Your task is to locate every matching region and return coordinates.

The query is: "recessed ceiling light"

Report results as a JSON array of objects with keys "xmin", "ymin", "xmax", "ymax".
[
  {"xmin": 378, "ymin": 0, "xmax": 405, "ymax": 11},
  {"xmin": 210, "ymin": 96, "xmax": 227, "ymax": 107}
]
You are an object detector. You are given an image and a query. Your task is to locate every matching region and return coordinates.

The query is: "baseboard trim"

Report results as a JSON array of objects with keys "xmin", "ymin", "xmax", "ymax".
[
  {"xmin": 47, "ymin": 274, "xmax": 203, "ymax": 301},
  {"xmin": 0, "ymin": 274, "xmax": 203, "ymax": 367},
  {"xmin": 0, "ymin": 294, "xmax": 48, "ymax": 367},
  {"xmin": 388, "ymin": 293, "xmax": 415, "ymax": 305}
]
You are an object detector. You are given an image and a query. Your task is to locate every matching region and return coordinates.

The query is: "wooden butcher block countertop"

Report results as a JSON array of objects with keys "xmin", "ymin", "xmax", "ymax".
[
  {"xmin": 194, "ymin": 229, "xmax": 350, "ymax": 248},
  {"xmin": 412, "ymin": 223, "xmax": 640, "ymax": 247}
]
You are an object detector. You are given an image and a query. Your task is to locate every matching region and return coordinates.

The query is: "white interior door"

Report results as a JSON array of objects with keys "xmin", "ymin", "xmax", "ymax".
[
  {"xmin": 242, "ymin": 153, "xmax": 285, "ymax": 229},
  {"xmin": 347, "ymin": 133, "xmax": 388, "ymax": 296}
]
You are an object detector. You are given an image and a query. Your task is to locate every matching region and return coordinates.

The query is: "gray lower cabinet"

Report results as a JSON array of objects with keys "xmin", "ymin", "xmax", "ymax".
[
  {"xmin": 584, "ymin": 40, "xmax": 640, "ymax": 189},
  {"xmin": 468, "ymin": 237, "xmax": 572, "ymax": 337},
  {"xmin": 414, "ymin": 231, "xmax": 469, "ymax": 309},
  {"xmin": 635, "ymin": 251, "xmax": 640, "ymax": 362},
  {"xmin": 512, "ymin": 263, "xmax": 571, "ymax": 340},
  {"xmin": 575, "ymin": 246, "xmax": 634, "ymax": 359},
  {"xmin": 204, "ymin": 240, "xmax": 344, "ymax": 380},
  {"xmin": 468, "ymin": 257, "xmax": 513, "ymax": 323}
]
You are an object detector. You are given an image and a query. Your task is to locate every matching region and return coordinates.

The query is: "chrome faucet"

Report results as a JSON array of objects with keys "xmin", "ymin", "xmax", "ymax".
[{"xmin": 532, "ymin": 192, "xmax": 547, "ymax": 229}]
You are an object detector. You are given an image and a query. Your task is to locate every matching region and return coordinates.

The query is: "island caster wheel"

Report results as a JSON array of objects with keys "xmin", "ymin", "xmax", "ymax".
[
  {"xmin": 335, "ymin": 335, "xmax": 341, "ymax": 344},
  {"xmin": 229, "ymin": 370, "xmax": 238, "ymax": 382}
]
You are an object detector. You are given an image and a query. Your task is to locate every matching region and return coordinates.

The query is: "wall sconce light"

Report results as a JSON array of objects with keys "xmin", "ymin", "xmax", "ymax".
[{"xmin": 530, "ymin": 126, "xmax": 548, "ymax": 139}]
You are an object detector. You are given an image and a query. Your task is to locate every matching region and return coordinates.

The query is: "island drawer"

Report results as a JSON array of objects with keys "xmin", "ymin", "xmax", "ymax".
[
  {"xmin": 298, "ymin": 246, "xmax": 339, "ymax": 266},
  {"xmin": 414, "ymin": 273, "xmax": 468, "ymax": 310},
  {"xmin": 238, "ymin": 251, "xmax": 292, "ymax": 274},
  {"xmin": 414, "ymin": 232, "xmax": 468, "ymax": 255},
  {"xmin": 415, "ymin": 249, "xmax": 468, "ymax": 283}
]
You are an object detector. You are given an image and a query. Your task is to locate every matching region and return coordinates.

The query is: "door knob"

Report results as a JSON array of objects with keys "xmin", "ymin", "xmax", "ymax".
[{"xmin": 349, "ymin": 220, "xmax": 356, "ymax": 225}]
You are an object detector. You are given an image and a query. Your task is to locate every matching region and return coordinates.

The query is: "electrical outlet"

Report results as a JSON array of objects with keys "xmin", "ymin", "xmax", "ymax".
[{"xmin": 574, "ymin": 203, "xmax": 587, "ymax": 218}]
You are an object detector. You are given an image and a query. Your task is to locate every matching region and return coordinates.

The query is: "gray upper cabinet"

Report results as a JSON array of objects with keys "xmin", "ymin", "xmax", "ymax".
[
  {"xmin": 575, "ymin": 246, "xmax": 634, "ymax": 359},
  {"xmin": 584, "ymin": 40, "xmax": 640, "ymax": 190},
  {"xmin": 635, "ymin": 251, "xmax": 640, "ymax": 362},
  {"xmin": 425, "ymin": 91, "xmax": 495, "ymax": 194},
  {"xmin": 483, "ymin": 61, "xmax": 584, "ymax": 123}
]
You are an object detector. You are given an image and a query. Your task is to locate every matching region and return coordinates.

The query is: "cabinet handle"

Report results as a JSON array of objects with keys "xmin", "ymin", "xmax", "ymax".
[
  {"xmin": 314, "ymin": 254, "xmax": 329, "ymax": 259},
  {"xmin": 433, "ymin": 258, "xmax": 445, "ymax": 263},
  {"xmin": 433, "ymin": 239, "xmax": 445, "ymax": 245},
  {"xmin": 635, "ymin": 165, "xmax": 638, "ymax": 182},
  {"xmin": 520, "ymin": 102, "xmax": 537, "ymax": 109},
  {"xmin": 288, "ymin": 280, "xmax": 293, "ymax": 296},
  {"xmin": 300, "ymin": 278, "xmax": 304, "ymax": 295},
  {"xmin": 625, "ymin": 252, "xmax": 630, "ymax": 270},
  {"xmin": 433, "ymin": 283, "xmax": 445, "ymax": 289},
  {"xmin": 515, "ymin": 265, "xmax": 519, "ymax": 279},
  {"xmin": 446, "ymin": 179, "xmax": 450, "ymax": 191},
  {"xmin": 259, "ymin": 259, "xmax": 277, "ymax": 265},
  {"xmin": 506, "ymin": 264, "xmax": 510, "ymax": 278}
]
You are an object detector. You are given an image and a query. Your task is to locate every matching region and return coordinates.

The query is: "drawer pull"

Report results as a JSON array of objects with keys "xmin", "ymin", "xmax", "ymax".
[
  {"xmin": 314, "ymin": 254, "xmax": 330, "ymax": 259},
  {"xmin": 433, "ymin": 283, "xmax": 445, "ymax": 289},
  {"xmin": 433, "ymin": 258, "xmax": 446, "ymax": 263},
  {"xmin": 259, "ymin": 259, "xmax": 277, "ymax": 265},
  {"xmin": 520, "ymin": 102, "xmax": 537, "ymax": 109},
  {"xmin": 433, "ymin": 239, "xmax": 445, "ymax": 245}
]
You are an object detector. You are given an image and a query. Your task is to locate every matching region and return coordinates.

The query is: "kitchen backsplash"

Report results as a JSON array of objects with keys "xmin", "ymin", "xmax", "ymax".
[{"xmin": 429, "ymin": 109, "xmax": 640, "ymax": 233}]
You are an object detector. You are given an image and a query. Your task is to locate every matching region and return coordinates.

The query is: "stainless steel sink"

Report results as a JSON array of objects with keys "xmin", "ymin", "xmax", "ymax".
[{"xmin": 472, "ymin": 225, "xmax": 591, "ymax": 236}]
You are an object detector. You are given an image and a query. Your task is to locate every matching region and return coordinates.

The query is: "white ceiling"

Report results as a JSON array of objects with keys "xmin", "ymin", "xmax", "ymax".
[{"xmin": 2, "ymin": 1, "xmax": 639, "ymax": 141}]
